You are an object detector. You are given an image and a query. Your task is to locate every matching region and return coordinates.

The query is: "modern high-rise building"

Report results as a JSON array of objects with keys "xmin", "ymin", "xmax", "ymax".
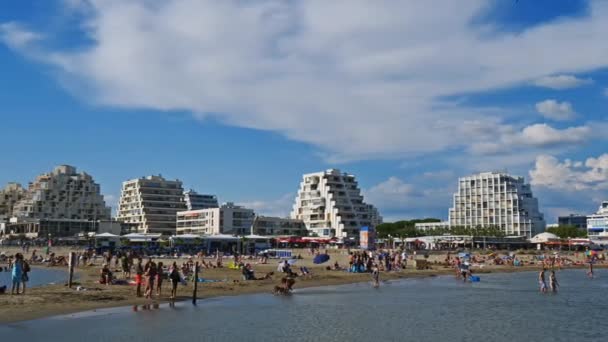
[
  {"xmin": 0, "ymin": 182, "xmax": 26, "ymax": 221},
  {"xmin": 176, "ymin": 202, "xmax": 254, "ymax": 235},
  {"xmin": 558, "ymin": 214, "xmax": 588, "ymax": 230},
  {"xmin": 448, "ymin": 172, "xmax": 545, "ymax": 238},
  {"xmin": 183, "ymin": 189, "xmax": 219, "ymax": 210},
  {"xmin": 117, "ymin": 175, "xmax": 186, "ymax": 235},
  {"xmin": 587, "ymin": 201, "xmax": 608, "ymax": 239},
  {"xmin": 290, "ymin": 169, "xmax": 381, "ymax": 239},
  {"xmin": 12, "ymin": 165, "xmax": 111, "ymax": 221}
]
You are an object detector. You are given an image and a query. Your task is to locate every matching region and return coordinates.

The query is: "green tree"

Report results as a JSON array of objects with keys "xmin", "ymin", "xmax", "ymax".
[{"xmin": 547, "ymin": 225, "xmax": 587, "ymax": 239}]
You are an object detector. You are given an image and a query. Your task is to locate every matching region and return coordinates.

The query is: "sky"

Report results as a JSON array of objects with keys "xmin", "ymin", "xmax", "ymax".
[{"xmin": 0, "ymin": 0, "xmax": 607, "ymax": 223}]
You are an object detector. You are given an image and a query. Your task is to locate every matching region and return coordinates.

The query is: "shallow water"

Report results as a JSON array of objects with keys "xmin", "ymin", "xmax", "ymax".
[
  {"xmin": 1, "ymin": 269, "xmax": 607, "ymax": 342},
  {"xmin": 0, "ymin": 267, "xmax": 66, "ymax": 288}
]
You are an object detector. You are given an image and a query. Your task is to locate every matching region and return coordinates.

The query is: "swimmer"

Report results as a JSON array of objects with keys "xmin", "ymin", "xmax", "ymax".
[{"xmin": 539, "ymin": 268, "xmax": 547, "ymax": 293}]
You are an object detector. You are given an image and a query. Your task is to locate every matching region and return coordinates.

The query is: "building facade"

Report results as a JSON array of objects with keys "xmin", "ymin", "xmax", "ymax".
[
  {"xmin": 176, "ymin": 203, "xmax": 254, "ymax": 236},
  {"xmin": 558, "ymin": 214, "xmax": 588, "ymax": 230},
  {"xmin": 414, "ymin": 221, "xmax": 451, "ymax": 232},
  {"xmin": 117, "ymin": 175, "xmax": 186, "ymax": 235},
  {"xmin": 290, "ymin": 169, "xmax": 381, "ymax": 239},
  {"xmin": 587, "ymin": 201, "xmax": 608, "ymax": 239},
  {"xmin": 12, "ymin": 165, "xmax": 111, "ymax": 221},
  {"xmin": 0, "ymin": 182, "xmax": 26, "ymax": 221},
  {"xmin": 448, "ymin": 172, "xmax": 545, "ymax": 238},
  {"xmin": 184, "ymin": 190, "xmax": 218, "ymax": 210},
  {"xmin": 251, "ymin": 216, "xmax": 307, "ymax": 236}
]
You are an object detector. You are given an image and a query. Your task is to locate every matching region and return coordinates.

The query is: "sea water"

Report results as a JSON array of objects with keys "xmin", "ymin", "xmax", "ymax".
[
  {"xmin": 1, "ymin": 269, "xmax": 607, "ymax": 342},
  {"xmin": 0, "ymin": 267, "xmax": 66, "ymax": 288}
]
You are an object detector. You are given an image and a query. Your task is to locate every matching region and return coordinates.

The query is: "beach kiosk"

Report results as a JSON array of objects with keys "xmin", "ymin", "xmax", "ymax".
[{"xmin": 359, "ymin": 226, "xmax": 375, "ymax": 250}]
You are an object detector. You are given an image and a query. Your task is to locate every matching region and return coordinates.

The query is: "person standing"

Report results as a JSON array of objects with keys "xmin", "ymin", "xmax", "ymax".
[
  {"xmin": 169, "ymin": 262, "xmax": 180, "ymax": 300},
  {"xmin": 156, "ymin": 262, "xmax": 164, "ymax": 297},
  {"xmin": 135, "ymin": 258, "xmax": 144, "ymax": 297},
  {"xmin": 550, "ymin": 270, "xmax": 559, "ymax": 293},
  {"xmin": 539, "ymin": 269, "xmax": 547, "ymax": 293},
  {"xmin": 11, "ymin": 253, "xmax": 23, "ymax": 295},
  {"xmin": 144, "ymin": 258, "xmax": 157, "ymax": 299},
  {"xmin": 371, "ymin": 263, "xmax": 380, "ymax": 288},
  {"xmin": 21, "ymin": 258, "xmax": 30, "ymax": 294}
]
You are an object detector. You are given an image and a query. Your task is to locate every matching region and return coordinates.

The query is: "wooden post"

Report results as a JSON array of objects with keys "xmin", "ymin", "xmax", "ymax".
[
  {"xmin": 68, "ymin": 252, "xmax": 75, "ymax": 288},
  {"xmin": 192, "ymin": 262, "xmax": 199, "ymax": 305}
]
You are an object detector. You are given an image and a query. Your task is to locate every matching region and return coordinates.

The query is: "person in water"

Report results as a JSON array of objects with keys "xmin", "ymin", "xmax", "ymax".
[
  {"xmin": 371, "ymin": 263, "xmax": 380, "ymax": 288},
  {"xmin": 539, "ymin": 268, "xmax": 548, "ymax": 293},
  {"xmin": 549, "ymin": 270, "xmax": 559, "ymax": 293},
  {"xmin": 587, "ymin": 260, "xmax": 594, "ymax": 279}
]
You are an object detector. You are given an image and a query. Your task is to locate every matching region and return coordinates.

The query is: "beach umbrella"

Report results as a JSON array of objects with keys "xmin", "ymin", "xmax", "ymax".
[{"xmin": 313, "ymin": 254, "xmax": 330, "ymax": 264}]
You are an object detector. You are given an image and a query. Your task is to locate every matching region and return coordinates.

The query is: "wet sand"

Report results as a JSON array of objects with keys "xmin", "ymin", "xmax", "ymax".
[{"xmin": 0, "ymin": 247, "xmax": 598, "ymax": 323}]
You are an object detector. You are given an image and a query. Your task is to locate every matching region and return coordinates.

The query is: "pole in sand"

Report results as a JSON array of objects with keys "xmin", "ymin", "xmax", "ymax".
[
  {"xmin": 192, "ymin": 261, "xmax": 199, "ymax": 305},
  {"xmin": 68, "ymin": 252, "xmax": 75, "ymax": 288}
]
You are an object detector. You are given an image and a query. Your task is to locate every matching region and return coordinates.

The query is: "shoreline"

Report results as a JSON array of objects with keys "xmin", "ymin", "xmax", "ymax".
[{"xmin": 1, "ymin": 263, "xmax": 598, "ymax": 324}]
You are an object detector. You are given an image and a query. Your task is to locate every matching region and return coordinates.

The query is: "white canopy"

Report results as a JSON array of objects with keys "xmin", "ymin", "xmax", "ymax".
[
  {"xmin": 170, "ymin": 234, "xmax": 202, "ymax": 239},
  {"xmin": 95, "ymin": 232, "xmax": 120, "ymax": 238},
  {"xmin": 530, "ymin": 232, "xmax": 559, "ymax": 243}
]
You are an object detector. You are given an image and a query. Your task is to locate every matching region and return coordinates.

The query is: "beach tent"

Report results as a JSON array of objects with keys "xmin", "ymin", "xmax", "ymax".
[{"xmin": 313, "ymin": 254, "xmax": 330, "ymax": 264}]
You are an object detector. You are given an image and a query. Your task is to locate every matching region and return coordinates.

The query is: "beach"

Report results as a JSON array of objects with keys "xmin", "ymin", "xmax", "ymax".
[{"xmin": 0, "ymin": 247, "xmax": 597, "ymax": 323}]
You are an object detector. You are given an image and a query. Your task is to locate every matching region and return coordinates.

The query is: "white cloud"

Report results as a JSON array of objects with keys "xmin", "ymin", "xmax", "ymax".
[
  {"xmin": 4, "ymin": 1, "xmax": 608, "ymax": 161},
  {"xmin": 535, "ymin": 99, "xmax": 577, "ymax": 121},
  {"xmin": 530, "ymin": 154, "xmax": 608, "ymax": 191},
  {"xmin": 533, "ymin": 74, "xmax": 593, "ymax": 90},
  {"xmin": 519, "ymin": 123, "xmax": 589, "ymax": 146},
  {"xmin": 468, "ymin": 122, "xmax": 595, "ymax": 156},
  {"xmin": 363, "ymin": 176, "xmax": 452, "ymax": 220},
  {"xmin": 0, "ymin": 22, "xmax": 42, "ymax": 50},
  {"xmin": 239, "ymin": 193, "xmax": 294, "ymax": 218}
]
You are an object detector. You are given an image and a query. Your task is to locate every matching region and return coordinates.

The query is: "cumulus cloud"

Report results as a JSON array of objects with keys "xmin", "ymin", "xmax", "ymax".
[
  {"xmin": 533, "ymin": 74, "xmax": 593, "ymax": 90},
  {"xmin": 468, "ymin": 122, "xmax": 595, "ymax": 155},
  {"xmin": 363, "ymin": 176, "xmax": 452, "ymax": 220},
  {"xmin": 239, "ymin": 193, "xmax": 295, "ymax": 218},
  {"xmin": 530, "ymin": 154, "xmax": 608, "ymax": 191},
  {"xmin": 535, "ymin": 99, "xmax": 577, "ymax": 121},
  {"xmin": 3, "ymin": 1, "xmax": 608, "ymax": 161}
]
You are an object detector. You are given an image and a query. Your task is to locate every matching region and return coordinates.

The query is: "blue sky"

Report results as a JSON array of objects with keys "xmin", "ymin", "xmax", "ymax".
[{"xmin": 1, "ymin": 0, "xmax": 607, "ymax": 222}]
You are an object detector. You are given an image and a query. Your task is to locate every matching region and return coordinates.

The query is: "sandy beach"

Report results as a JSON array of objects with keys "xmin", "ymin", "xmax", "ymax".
[{"xmin": 0, "ymin": 247, "xmax": 598, "ymax": 323}]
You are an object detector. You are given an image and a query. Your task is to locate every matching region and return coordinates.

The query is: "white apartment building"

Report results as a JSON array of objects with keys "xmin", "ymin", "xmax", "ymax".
[
  {"xmin": 117, "ymin": 175, "xmax": 186, "ymax": 235},
  {"xmin": 184, "ymin": 189, "xmax": 218, "ymax": 210},
  {"xmin": 251, "ymin": 216, "xmax": 307, "ymax": 236},
  {"xmin": 0, "ymin": 182, "xmax": 26, "ymax": 221},
  {"xmin": 415, "ymin": 221, "xmax": 451, "ymax": 232},
  {"xmin": 12, "ymin": 165, "xmax": 111, "ymax": 221},
  {"xmin": 290, "ymin": 169, "xmax": 381, "ymax": 239},
  {"xmin": 448, "ymin": 172, "xmax": 545, "ymax": 238},
  {"xmin": 587, "ymin": 201, "xmax": 608, "ymax": 239},
  {"xmin": 176, "ymin": 202, "xmax": 254, "ymax": 236}
]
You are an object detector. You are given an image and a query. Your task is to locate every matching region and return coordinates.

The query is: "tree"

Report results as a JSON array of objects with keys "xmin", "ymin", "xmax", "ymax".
[
  {"xmin": 547, "ymin": 225, "xmax": 587, "ymax": 239},
  {"xmin": 376, "ymin": 218, "xmax": 440, "ymax": 238}
]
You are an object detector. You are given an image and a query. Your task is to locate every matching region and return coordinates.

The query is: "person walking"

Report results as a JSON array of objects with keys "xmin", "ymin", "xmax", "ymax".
[
  {"xmin": 539, "ymin": 268, "xmax": 547, "ymax": 293},
  {"xmin": 550, "ymin": 270, "xmax": 559, "ymax": 293}
]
